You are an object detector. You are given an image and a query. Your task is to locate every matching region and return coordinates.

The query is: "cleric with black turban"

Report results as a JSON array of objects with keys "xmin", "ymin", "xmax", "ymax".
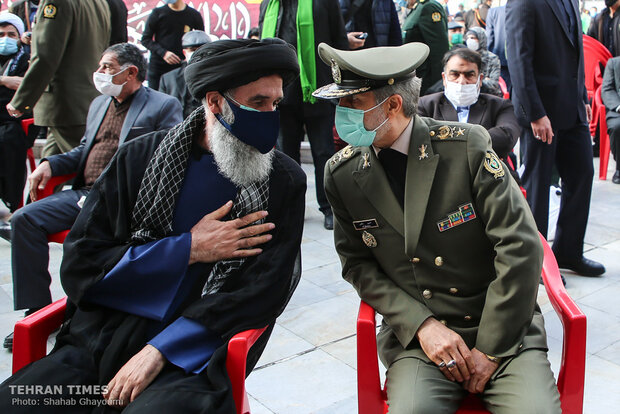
[{"xmin": 0, "ymin": 38, "xmax": 306, "ymax": 414}]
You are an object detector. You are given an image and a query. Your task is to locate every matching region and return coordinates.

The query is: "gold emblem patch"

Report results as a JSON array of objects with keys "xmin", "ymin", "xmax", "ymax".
[
  {"xmin": 437, "ymin": 125, "xmax": 452, "ymax": 140},
  {"xmin": 362, "ymin": 231, "xmax": 377, "ymax": 248},
  {"xmin": 483, "ymin": 151, "xmax": 505, "ymax": 179},
  {"xmin": 432, "ymin": 12, "xmax": 442, "ymax": 22},
  {"xmin": 43, "ymin": 4, "xmax": 57, "ymax": 19},
  {"xmin": 331, "ymin": 59, "xmax": 342, "ymax": 84}
]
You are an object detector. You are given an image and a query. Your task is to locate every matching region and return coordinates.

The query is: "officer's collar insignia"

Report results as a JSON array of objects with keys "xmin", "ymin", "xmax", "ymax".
[
  {"xmin": 330, "ymin": 145, "xmax": 356, "ymax": 166},
  {"xmin": 43, "ymin": 4, "xmax": 57, "ymax": 19},
  {"xmin": 353, "ymin": 218, "xmax": 379, "ymax": 231},
  {"xmin": 362, "ymin": 153, "xmax": 371, "ymax": 169},
  {"xmin": 362, "ymin": 230, "xmax": 377, "ymax": 248},
  {"xmin": 419, "ymin": 144, "xmax": 428, "ymax": 160},
  {"xmin": 437, "ymin": 203, "xmax": 477, "ymax": 232},
  {"xmin": 483, "ymin": 151, "xmax": 505, "ymax": 179},
  {"xmin": 331, "ymin": 59, "xmax": 342, "ymax": 84}
]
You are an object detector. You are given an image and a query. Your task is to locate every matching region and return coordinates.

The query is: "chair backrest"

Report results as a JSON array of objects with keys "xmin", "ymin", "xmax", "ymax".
[
  {"xmin": 583, "ymin": 35, "xmax": 612, "ymax": 98},
  {"xmin": 498, "ymin": 76, "xmax": 509, "ymax": 100}
]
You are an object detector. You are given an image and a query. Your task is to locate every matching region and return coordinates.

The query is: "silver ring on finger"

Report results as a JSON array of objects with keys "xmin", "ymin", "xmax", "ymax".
[
  {"xmin": 535, "ymin": 135, "xmax": 541, "ymax": 140},
  {"xmin": 446, "ymin": 359, "xmax": 457, "ymax": 369},
  {"xmin": 437, "ymin": 361, "xmax": 446, "ymax": 368}
]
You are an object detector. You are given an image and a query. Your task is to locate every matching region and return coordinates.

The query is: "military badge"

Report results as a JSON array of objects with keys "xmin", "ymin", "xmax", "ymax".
[
  {"xmin": 331, "ymin": 59, "xmax": 342, "ymax": 84},
  {"xmin": 353, "ymin": 219, "xmax": 379, "ymax": 231},
  {"xmin": 437, "ymin": 203, "xmax": 477, "ymax": 232},
  {"xmin": 362, "ymin": 231, "xmax": 377, "ymax": 248},
  {"xmin": 362, "ymin": 153, "xmax": 371, "ymax": 169},
  {"xmin": 483, "ymin": 151, "xmax": 505, "ymax": 179},
  {"xmin": 432, "ymin": 12, "xmax": 442, "ymax": 22},
  {"xmin": 43, "ymin": 3, "xmax": 57, "ymax": 19},
  {"xmin": 419, "ymin": 144, "xmax": 428, "ymax": 160},
  {"xmin": 456, "ymin": 127, "xmax": 466, "ymax": 136},
  {"xmin": 341, "ymin": 145, "xmax": 353, "ymax": 159},
  {"xmin": 437, "ymin": 125, "xmax": 452, "ymax": 140}
]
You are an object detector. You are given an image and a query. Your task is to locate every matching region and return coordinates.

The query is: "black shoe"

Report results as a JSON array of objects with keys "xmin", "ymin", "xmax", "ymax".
[
  {"xmin": 3, "ymin": 332, "xmax": 12, "ymax": 351},
  {"xmin": 323, "ymin": 212, "xmax": 334, "ymax": 230},
  {"xmin": 613, "ymin": 170, "xmax": 620, "ymax": 184},
  {"xmin": 556, "ymin": 256, "xmax": 605, "ymax": 277},
  {"xmin": 0, "ymin": 221, "xmax": 10, "ymax": 242},
  {"xmin": 540, "ymin": 274, "xmax": 566, "ymax": 286}
]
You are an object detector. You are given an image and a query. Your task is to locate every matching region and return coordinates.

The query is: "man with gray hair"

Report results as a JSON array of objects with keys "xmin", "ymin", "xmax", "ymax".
[
  {"xmin": 318, "ymin": 42, "xmax": 560, "ymax": 412},
  {"xmin": 0, "ymin": 38, "xmax": 306, "ymax": 413},
  {"xmin": 3, "ymin": 42, "xmax": 182, "ymax": 351}
]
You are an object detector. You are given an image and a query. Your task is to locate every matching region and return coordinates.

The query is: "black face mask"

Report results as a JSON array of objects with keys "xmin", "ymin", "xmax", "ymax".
[{"xmin": 606, "ymin": 0, "xmax": 617, "ymax": 8}]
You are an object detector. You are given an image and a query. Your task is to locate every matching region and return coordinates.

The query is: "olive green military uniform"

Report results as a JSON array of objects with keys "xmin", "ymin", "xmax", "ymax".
[
  {"xmin": 402, "ymin": 0, "xmax": 449, "ymax": 94},
  {"xmin": 10, "ymin": 0, "xmax": 110, "ymax": 156},
  {"xmin": 325, "ymin": 118, "xmax": 560, "ymax": 413}
]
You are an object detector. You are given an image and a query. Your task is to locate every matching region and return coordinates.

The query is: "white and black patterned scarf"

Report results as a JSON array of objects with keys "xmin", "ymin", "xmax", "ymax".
[{"xmin": 130, "ymin": 106, "xmax": 270, "ymax": 294}]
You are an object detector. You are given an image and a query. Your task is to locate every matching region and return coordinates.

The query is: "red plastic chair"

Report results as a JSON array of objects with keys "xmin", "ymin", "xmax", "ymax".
[
  {"xmin": 31, "ymin": 173, "xmax": 76, "ymax": 243},
  {"xmin": 12, "ymin": 297, "xmax": 267, "ymax": 414},
  {"xmin": 356, "ymin": 233, "xmax": 586, "ymax": 414},
  {"xmin": 583, "ymin": 35, "xmax": 612, "ymax": 101},
  {"xmin": 591, "ymin": 86, "xmax": 612, "ymax": 180},
  {"xmin": 17, "ymin": 119, "xmax": 37, "ymax": 210}
]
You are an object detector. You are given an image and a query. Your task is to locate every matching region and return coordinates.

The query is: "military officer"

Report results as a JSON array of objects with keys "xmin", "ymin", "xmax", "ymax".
[
  {"xmin": 6, "ymin": 0, "xmax": 110, "ymax": 156},
  {"xmin": 315, "ymin": 43, "xmax": 560, "ymax": 413},
  {"xmin": 401, "ymin": 0, "xmax": 449, "ymax": 95}
]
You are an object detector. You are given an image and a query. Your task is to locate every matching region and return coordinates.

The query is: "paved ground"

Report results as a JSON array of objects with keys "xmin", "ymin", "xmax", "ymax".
[{"xmin": 1, "ymin": 157, "xmax": 619, "ymax": 414}]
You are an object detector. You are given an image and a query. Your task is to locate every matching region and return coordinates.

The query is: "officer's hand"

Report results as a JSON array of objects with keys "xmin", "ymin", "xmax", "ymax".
[
  {"xmin": 347, "ymin": 32, "xmax": 365, "ymax": 49},
  {"xmin": 530, "ymin": 116, "xmax": 554, "ymax": 144},
  {"xmin": 28, "ymin": 161, "xmax": 52, "ymax": 202},
  {"xmin": 462, "ymin": 348, "xmax": 499, "ymax": 393},
  {"xmin": 163, "ymin": 51, "xmax": 182, "ymax": 65},
  {"xmin": 6, "ymin": 103, "xmax": 22, "ymax": 118},
  {"xmin": 0, "ymin": 76, "xmax": 23, "ymax": 90},
  {"xmin": 103, "ymin": 344, "xmax": 166, "ymax": 409},
  {"xmin": 416, "ymin": 317, "xmax": 475, "ymax": 382},
  {"xmin": 189, "ymin": 201, "xmax": 275, "ymax": 265}
]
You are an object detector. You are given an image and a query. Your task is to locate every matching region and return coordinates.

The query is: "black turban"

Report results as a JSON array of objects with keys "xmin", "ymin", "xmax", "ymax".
[{"xmin": 184, "ymin": 38, "xmax": 300, "ymax": 100}]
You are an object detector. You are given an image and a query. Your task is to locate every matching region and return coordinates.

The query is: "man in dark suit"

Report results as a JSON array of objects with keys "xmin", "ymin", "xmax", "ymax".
[
  {"xmin": 601, "ymin": 56, "xmax": 620, "ymax": 183},
  {"xmin": 259, "ymin": 0, "xmax": 350, "ymax": 230},
  {"xmin": 506, "ymin": 0, "xmax": 605, "ymax": 277},
  {"xmin": 3, "ymin": 43, "xmax": 182, "ymax": 350},
  {"xmin": 418, "ymin": 48, "xmax": 519, "ymax": 161}
]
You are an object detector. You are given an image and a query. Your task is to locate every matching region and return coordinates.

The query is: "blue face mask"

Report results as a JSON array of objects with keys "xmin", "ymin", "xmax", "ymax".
[
  {"xmin": 335, "ymin": 97, "xmax": 389, "ymax": 147},
  {"xmin": 0, "ymin": 37, "xmax": 18, "ymax": 56},
  {"xmin": 164, "ymin": 0, "xmax": 177, "ymax": 4},
  {"xmin": 215, "ymin": 96, "xmax": 280, "ymax": 154}
]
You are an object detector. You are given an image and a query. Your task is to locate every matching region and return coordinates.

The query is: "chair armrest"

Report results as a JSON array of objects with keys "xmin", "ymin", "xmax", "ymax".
[
  {"xmin": 21, "ymin": 118, "xmax": 34, "ymax": 135},
  {"xmin": 538, "ymin": 233, "xmax": 586, "ymax": 414},
  {"xmin": 357, "ymin": 301, "xmax": 386, "ymax": 414},
  {"xmin": 12, "ymin": 297, "xmax": 68, "ymax": 374},
  {"xmin": 36, "ymin": 173, "xmax": 77, "ymax": 200},
  {"xmin": 226, "ymin": 326, "xmax": 268, "ymax": 414}
]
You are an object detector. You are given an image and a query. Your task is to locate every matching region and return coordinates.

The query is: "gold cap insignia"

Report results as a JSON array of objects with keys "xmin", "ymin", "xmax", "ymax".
[
  {"xmin": 331, "ymin": 59, "xmax": 342, "ymax": 84},
  {"xmin": 483, "ymin": 151, "xmax": 505, "ymax": 179},
  {"xmin": 362, "ymin": 231, "xmax": 377, "ymax": 248}
]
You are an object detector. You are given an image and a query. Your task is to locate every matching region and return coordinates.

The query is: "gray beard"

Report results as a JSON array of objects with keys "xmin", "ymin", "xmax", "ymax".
[{"xmin": 206, "ymin": 103, "xmax": 274, "ymax": 188}]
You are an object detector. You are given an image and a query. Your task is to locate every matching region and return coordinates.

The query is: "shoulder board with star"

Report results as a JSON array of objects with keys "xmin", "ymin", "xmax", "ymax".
[
  {"xmin": 328, "ymin": 145, "xmax": 361, "ymax": 172},
  {"xmin": 429, "ymin": 123, "xmax": 469, "ymax": 142}
]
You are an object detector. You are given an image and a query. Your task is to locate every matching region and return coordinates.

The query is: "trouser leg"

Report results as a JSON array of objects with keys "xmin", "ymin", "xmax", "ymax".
[
  {"xmin": 305, "ymin": 110, "xmax": 336, "ymax": 214},
  {"xmin": 520, "ymin": 127, "xmax": 556, "ymax": 238},
  {"xmin": 482, "ymin": 349, "xmax": 561, "ymax": 414},
  {"xmin": 608, "ymin": 119, "xmax": 620, "ymax": 168},
  {"xmin": 385, "ymin": 357, "xmax": 466, "ymax": 414},
  {"xmin": 42, "ymin": 125, "xmax": 85, "ymax": 157},
  {"xmin": 278, "ymin": 104, "xmax": 304, "ymax": 163},
  {"xmin": 552, "ymin": 125, "xmax": 594, "ymax": 257},
  {"xmin": 11, "ymin": 189, "xmax": 87, "ymax": 310}
]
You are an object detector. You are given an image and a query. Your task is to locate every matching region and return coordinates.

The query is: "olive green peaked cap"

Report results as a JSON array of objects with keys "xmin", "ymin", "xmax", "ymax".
[{"xmin": 312, "ymin": 42, "xmax": 430, "ymax": 99}]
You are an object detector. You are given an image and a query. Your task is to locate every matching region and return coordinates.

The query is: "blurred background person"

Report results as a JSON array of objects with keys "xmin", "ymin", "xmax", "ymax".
[
  {"xmin": 402, "ymin": 0, "xmax": 449, "ymax": 95},
  {"xmin": 587, "ymin": 0, "xmax": 620, "ymax": 56},
  {"xmin": 106, "ymin": 0, "xmax": 128, "ymax": 46},
  {"xmin": 601, "ymin": 55, "xmax": 620, "ymax": 183},
  {"xmin": 448, "ymin": 20, "xmax": 464, "ymax": 47},
  {"xmin": 465, "ymin": 27, "xmax": 501, "ymax": 95},
  {"xmin": 141, "ymin": 0, "xmax": 204, "ymax": 90},
  {"xmin": 485, "ymin": 3, "xmax": 510, "ymax": 90},
  {"xmin": 0, "ymin": 12, "xmax": 30, "ymax": 236},
  {"xmin": 159, "ymin": 30, "xmax": 211, "ymax": 119},
  {"xmin": 340, "ymin": 0, "xmax": 402, "ymax": 49},
  {"xmin": 6, "ymin": 0, "xmax": 110, "ymax": 157}
]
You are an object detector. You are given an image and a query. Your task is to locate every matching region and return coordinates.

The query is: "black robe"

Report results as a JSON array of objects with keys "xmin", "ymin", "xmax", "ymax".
[{"xmin": 1, "ymin": 130, "xmax": 306, "ymax": 413}]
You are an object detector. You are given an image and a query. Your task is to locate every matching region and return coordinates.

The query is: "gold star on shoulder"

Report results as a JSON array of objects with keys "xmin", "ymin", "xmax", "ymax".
[{"xmin": 456, "ymin": 127, "xmax": 465, "ymax": 136}]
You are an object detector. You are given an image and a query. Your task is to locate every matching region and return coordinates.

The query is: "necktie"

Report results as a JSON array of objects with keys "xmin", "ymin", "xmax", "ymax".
[
  {"xmin": 456, "ymin": 106, "xmax": 468, "ymax": 113},
  {"xmin": 378, "ymin": 148, "xmax": 408, "ymax": 207}
]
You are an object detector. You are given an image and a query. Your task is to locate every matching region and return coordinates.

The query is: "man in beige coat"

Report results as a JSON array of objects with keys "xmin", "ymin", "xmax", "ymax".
[
  {"xmin": 7, "ymin": 0, "xmax": 110, "ymax": 156},
  {"xmin": 316, "ymin": 42, "xmax": 560, "ymax": 413}
]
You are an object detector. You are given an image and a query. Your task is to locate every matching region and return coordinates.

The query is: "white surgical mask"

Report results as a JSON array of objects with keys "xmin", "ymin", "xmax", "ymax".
[
  {"xmin": 466, "ymin": 38, "xmax": 479, "ymax": 51},
  {"xmin": 92, "ymin": 66, "xmax": 128, "ymax": 97},
  {"xmin": 444, "ymin": 78, "xmax": 480, "ymax": 107}
]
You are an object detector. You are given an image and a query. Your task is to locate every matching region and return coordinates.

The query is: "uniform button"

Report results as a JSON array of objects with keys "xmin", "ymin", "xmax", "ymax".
[
  {"xmin": 464, "ymin": 315, "xmax": 472, "ymax": 321},
  {"xmin": 440, "ymin": 319, "xmax": 447, "ymax": 325},
  {"xmin": 449, "ymin": 287, "xmax": 458, "ymax": 294},
  {"xmin": 434, "ymin": 256, "xmax": 443, "ymax": 266},
  {"xmin": 410, "ymin": 257, "xmax": 420, "ymax": 263},
  {"xmin": 519, "ymin": 344, "xmax": 523, "ymax": 349},
  {"xmin": 422, "ymin": 289, "xmax": 433, "ymax": 299}
]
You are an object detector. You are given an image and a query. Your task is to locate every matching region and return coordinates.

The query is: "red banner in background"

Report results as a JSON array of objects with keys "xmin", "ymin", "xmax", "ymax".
[{"xmin": 125, "ymin": 0, "xmax": 261, "ymax": 44}]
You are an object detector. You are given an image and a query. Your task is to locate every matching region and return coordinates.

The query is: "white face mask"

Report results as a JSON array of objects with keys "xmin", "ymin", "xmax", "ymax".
[
  {"xmin": 444, "ymin": 77, "xmax": 481, "ymax": 107},
  {"xmin": 92, "ymin": 66, "xmax": 128, "ymax": 97},
  {"xmin": 466, "ymin": 38, "xmax": 479, "ymax": 51},
  {"xmin": 185, "ymin": 51, "xmax": 193, "ymax": 62}
]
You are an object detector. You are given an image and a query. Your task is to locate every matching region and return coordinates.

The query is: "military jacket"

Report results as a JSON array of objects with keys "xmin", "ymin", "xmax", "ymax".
[
  {"xmin": 325, "ymin": 116, "xmax": 547, "ymax": 367},
  {"xmin": 10, "ymin": 0, "xmax": 110, "ymax": 126}
]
